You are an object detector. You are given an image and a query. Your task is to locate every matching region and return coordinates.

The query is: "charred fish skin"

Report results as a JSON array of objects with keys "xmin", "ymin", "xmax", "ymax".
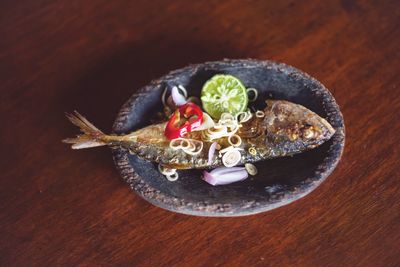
[{"xmin": 64, "ymin": 100, "xmax": 335, "ymax": 170}]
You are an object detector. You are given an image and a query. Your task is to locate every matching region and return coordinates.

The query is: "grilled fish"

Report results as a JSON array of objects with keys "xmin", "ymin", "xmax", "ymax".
[{"xmin": 64, "ymin": 100, "xmax": 335, "ymax": 169}]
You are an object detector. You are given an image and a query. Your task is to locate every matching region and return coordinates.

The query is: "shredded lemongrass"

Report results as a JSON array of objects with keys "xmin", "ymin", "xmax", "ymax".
[
  {"xmin": 248, "ymin": 147, "xmax": 257, "ymax": 156},
  {"xmin": 169, "ymin": 138, "xmax": 203, "ymax": 155},
  {"xmin": 158, "ymin": 164, "xmax": 176, "ymax": 175},
  {"xmin": 228, "ymin": 134, "xmax": 242, "ymax": 147},
  {"xmin": 187, "ymin": 141, "xmax": 196, "ymax": 151},
  {"xmin": 202, "ymin": 112, "xmax": 242, "ymax": 141},
  {"xmin": 236, "ymin": 109, "xmax": 253, "ymax": 123},
  {"xmin": 169, "ymin": 139, "xmax": 182, "ymax": 149},
  {"xmin": 180, "ymin": 139, "xmax": 190, "ymax": 149},
  {"xmin": 247, "ymin": 88, "xmax": 258, "ymax": 102},
  {"xmin": 158, "ymin": 164, "xmax": 179, "ymax": 181},
  {"xmin": 183, "ymin": 140, "xmax": 203, "ymax": 155},
  {"xmin": 255, "ymin": 110, "xmax": 265, "ymax": 118},
  {"xmin": 216, "ymin": 145, "xmax": 244, "ymax": 167},
  {"xmin": 220, "ymin": 113, "xmax": 235, "ymax": 122},
  {"xmin": 166, "ymin": 172, "xmax": 179, "ymax": 181},
  {"xmin": 245, "ymin": 163, "xmax": 258, "ymax": 175},
  {"xmin": 222, "ymin": 149, "xmax": 242, "ymax": 167}
]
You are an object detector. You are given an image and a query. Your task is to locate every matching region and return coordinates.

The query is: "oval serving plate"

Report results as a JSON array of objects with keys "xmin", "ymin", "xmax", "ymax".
[{"xmin": 112, "ymin": 59, "xmax": 345, "ymax": 217}]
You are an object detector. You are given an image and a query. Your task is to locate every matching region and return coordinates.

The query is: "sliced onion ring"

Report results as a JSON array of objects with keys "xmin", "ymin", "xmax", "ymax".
[{"xmin": 247, "ymin": 88, "xmax": 258, "ymax": 102}]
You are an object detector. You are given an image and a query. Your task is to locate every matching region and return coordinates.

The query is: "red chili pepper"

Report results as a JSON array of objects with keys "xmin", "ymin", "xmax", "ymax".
[{"xmin": 164, "ymin": 102, "xmax": 204, "ymax": 140}]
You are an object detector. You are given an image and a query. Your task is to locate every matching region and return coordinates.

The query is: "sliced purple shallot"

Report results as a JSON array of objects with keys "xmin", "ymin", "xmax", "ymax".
[
  {"xmin": 203, "ymin": 166, "xmax": 248, "ymax": 186},
  {"xmin": 208, "ymin": 142, "xmax": 218, "ymax": 165},
  {"xmin": 171, "ymin": 85, "xmax": 188, "ymax": 106}
]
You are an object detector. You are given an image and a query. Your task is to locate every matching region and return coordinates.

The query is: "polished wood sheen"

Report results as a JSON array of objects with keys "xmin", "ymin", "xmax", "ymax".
[{"xmin": 0, "ymin": 0, "xmax": 399, "ymax": 266}]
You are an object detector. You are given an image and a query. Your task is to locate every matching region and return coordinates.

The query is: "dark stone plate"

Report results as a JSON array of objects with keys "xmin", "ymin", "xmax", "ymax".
[{"xmin": 111, "ymin": 59, "xmax": 345, "ymax": 217}]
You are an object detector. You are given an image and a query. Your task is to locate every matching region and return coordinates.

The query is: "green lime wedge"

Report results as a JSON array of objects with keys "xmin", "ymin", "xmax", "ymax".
[{"xmin": 201, "ymin": 74, "xmax": 248, "ymax": 119}]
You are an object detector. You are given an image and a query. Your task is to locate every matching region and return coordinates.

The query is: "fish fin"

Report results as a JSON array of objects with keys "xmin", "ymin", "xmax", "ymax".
[{"xmin": 63, "ymin": 111, "xmax": 107, "ymax": 149}]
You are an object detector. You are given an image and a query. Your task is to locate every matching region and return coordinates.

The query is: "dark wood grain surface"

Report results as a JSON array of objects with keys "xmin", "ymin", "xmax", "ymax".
[{"xmin": 1, "ymin": 0, "xmax": 399, "ymax": 266}]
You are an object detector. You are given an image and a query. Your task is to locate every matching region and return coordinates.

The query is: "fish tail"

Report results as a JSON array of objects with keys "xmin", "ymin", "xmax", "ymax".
[{"xmin": 63, "ymin": 111, "xmax": 107, "ymax": 149}]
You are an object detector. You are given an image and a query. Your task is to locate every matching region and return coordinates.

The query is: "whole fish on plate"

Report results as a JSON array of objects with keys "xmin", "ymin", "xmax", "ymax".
[{"xmin": 64, "ymin": 100, "xmax": 335, "ymax": 169}]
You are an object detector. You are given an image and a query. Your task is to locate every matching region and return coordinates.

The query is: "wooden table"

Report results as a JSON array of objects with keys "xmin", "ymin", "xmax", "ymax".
[{"xmin": 1, "ymin": 0, "xmax": 399, "ymax": 266}]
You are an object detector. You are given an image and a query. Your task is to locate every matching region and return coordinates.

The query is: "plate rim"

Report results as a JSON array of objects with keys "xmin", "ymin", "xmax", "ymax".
[{"xmin": 111, "ymin": 59, "xmax": 345, "ymax": 217}]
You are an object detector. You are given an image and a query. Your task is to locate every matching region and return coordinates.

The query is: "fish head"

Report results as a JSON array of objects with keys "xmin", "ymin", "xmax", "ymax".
[{"xmin": 263, "ymin": 100, "xmax": 335, "ymax": 154}]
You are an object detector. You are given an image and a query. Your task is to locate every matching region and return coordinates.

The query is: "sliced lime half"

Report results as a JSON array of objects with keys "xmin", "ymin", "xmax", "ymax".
[{"xmin": 201, "ymin": 74, "xmax": 248, "ymax": 119}]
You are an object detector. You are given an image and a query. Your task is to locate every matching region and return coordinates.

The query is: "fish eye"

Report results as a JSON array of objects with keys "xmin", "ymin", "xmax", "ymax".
[
  {"xmin": 301, "ymin": 125, "xmax": 320, "ymax": 140},
  {"xmin": 302, "ymin": 128, "xmax": 315, "ymax": 139}
]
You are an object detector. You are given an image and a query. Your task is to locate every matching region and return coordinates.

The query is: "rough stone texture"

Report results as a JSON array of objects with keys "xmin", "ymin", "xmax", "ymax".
[{"xmin": 112, "ymin": 59, "xmax": 345, "ymax": 216}]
